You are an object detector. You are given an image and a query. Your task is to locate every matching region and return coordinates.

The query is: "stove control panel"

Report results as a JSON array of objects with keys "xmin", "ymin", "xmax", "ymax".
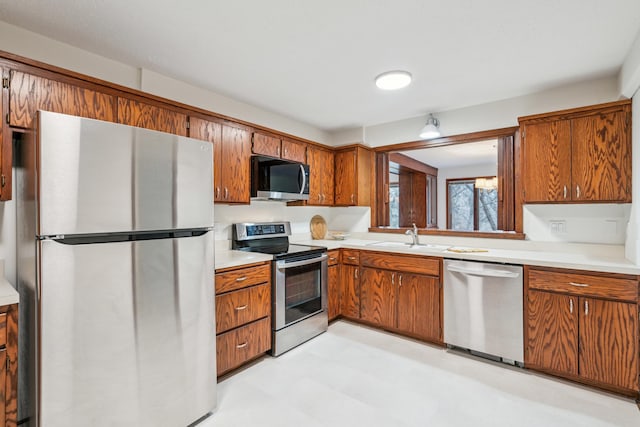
[{"xmin": 233, "ymin": 221, "xmax": 292, "ymax": 241}]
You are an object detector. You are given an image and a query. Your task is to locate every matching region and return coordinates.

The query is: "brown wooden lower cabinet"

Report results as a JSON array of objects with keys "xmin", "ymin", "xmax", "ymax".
[
  {"xmin": 525, "ymin": 266, "xmax": 639, "ymax": 395},
  {"xmin": 327, "ymin": 250, "xmax": 341, "ymax": 321},
  {"xmin": 396, "ymin": 273, "xmax": 440, "ymax": 341},
  {"xmin": 341, "ymin": 264, "xmax": 360, "ymax": 319},
  {"xmin": 215, "ymin": 262, "xmax": 271, "ymax": 377},
  {"xmin": 216, "ymin": 317, "xmax": 271, "ymax": 376},
  {"xmin": 0, "ymin": 304, "xmax": 18, "ymax": 427},
  {"xmin": 360, "ymin": 267, "xmax": 395, "ymax": 329}
]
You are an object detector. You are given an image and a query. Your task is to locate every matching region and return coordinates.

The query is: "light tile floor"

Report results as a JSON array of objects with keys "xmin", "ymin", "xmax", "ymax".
[{"xmin": 200, "ymin": 320, "xmax": 640, "ymax": 427}]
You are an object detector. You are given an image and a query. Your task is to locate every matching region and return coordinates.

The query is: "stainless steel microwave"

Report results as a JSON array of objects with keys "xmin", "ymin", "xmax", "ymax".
[{"xmin": 251, "ymin": 156, "xmax": 310, "ymax": 201}]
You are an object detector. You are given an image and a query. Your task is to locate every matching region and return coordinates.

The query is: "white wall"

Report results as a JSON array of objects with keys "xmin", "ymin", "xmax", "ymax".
[
  {"xmin": 436, "ymin": 163, "xmax": 496, "ymax": 229},
  {"xmin": 625, "ymin": 91, "xmax": 640, "ymax": 261},
  {"xmin": 214, "ymin": 201, "xmax": 370, "ymax": 243},
  {"xmin": 330, "ymin": 76, "xmax": 620, "ymax": 147}
]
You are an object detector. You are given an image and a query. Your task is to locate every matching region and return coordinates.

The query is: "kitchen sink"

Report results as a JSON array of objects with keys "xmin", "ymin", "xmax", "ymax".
[{"xmin": 367, "ymin": 241, "xmax": 448, "ymax": 252}]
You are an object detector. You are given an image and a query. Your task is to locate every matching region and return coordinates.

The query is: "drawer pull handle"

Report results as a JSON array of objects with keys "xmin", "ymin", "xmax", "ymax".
[
  {"xmin": 236, "ymin": 342, "xmax": 248, "ymax": 349},
  {"xmin": 329, "ymin": 257, "xmax": 337, "ymax": 262},
  {"xmin": 569, "ymin": 282, "xmax": 589, "ymax": 287},
  {"xmin": 235, "ymin": 276, "xmax": 248, "ymax": 282},
  {"xmin": 347, "ymin": 256, "xmax": 356, "ymax": 260},
  {"xmin": 235, "ymin": 305, "xmax": 248, "ymax": 311}
]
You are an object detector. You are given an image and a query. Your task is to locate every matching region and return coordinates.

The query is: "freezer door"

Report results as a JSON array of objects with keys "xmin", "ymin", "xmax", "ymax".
[
  {"xmin": 37, "ymin": 232, "xmax": 215, "ymax": 427},
  {"xmin": 37, "ymin": 111, "xmax": 213, "ymax": 236}
]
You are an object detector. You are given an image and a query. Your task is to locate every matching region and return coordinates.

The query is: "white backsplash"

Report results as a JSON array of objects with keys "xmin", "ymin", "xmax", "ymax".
[
  {"xmin": 214, "ymin": 200, "xmax": 370, "ymax": 241},
  {"xmin": 523, "ymin": 204, "xmax": 631, "ymax": 244}
]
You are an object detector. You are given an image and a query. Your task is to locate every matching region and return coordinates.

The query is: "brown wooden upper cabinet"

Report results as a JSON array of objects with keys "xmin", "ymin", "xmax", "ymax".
[
  {"xmin": 519, "ymin": 100, "xmax": 631, "ymax": 203},
  {"xmin": 117, "ymin": 98, "xmax": 187, "ymax": 136},
  {"xmin": 334, "ymin": 146, "xmax": 374, "ymax": 206},
  {"xmin": 7, "ymin": 70, "xmax": 117, "ymax": 129},
  {"xmin": 190, "ymin": 117, "xmax": 250, "ymax": 203},
  {"xmin": 219, "ymin": 123, "xmax": 251, "ymax": 203},
  {"xmin": 1, "ymin": 67, "xmax": 7, "ymax": 201},
  {"xmin": 307, "ymin": 146, "xmax": 334, "ymax": 206},
  {"xmin": 251, "ymin": 131, "xmax": 307, "ymax": 163}
]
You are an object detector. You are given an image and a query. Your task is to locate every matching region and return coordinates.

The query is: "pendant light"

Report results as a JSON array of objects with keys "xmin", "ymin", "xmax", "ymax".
[{"xmin": 419, "ymin": 114, "xmax": 440, "ymax": 139}]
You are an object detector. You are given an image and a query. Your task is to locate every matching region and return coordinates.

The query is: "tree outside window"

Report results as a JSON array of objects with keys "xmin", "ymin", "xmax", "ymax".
[{"xmin": 447, "ymin": 177, "xmax": 498, "ymax": 231}]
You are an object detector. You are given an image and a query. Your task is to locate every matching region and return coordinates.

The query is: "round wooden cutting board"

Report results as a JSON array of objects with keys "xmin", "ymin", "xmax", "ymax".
[{"xmin": 310, "ymin": 215, "xmax": 328, "ymax": 239}]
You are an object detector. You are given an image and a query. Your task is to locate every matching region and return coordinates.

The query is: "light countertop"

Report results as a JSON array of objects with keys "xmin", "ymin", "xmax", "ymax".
[
  {"xmin": 0, "ymin": 261, "xmax": 19, "ymax": 306},
  {"xmin": 215, "ymin": 237, "xmax": 640, "ymax": 275}
]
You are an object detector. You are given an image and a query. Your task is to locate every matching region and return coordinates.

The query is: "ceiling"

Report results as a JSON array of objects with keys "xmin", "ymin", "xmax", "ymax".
[
  {"xmin": 1, "ymin": 1, "xmax": 639, "ymax": 132},
  {"xmin": 402, "ymin": 139, "xmax": 497, "ymax": 169}
]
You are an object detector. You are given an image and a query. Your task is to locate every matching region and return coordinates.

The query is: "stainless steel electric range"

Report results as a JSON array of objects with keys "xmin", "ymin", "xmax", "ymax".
[{"xmin": 232, "ymin": 222, "xmax": 328, "ymax": 356}]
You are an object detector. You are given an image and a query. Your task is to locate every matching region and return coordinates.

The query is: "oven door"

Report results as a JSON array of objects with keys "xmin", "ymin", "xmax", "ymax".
[{"xmin": 274, "ymin": 254, "xmax": 328, "ymax": 330}]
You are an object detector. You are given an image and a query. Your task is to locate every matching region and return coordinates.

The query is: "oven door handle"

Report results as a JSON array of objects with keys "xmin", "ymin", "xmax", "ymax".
[{"xmin": 276, "ymin": 254, "xmax": 328, "ymax": 269}]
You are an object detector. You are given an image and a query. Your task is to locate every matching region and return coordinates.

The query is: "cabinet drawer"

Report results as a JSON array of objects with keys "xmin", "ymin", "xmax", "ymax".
[
  {"xmin": 342, "ymin": 249, "xmax": 360, "ymax": 265},
  {"xmin": 216, "ymin": 317, "xmax": 271, "ymax": 376},
  {"xmin": 528, "ymin": 268, "xmax": 638, "ymax": 302},
  {"xmin": 0, "ymin": 313, "xmax": 6, "ymax": 348},
  {"xmin": 327, "ymin": 250, "xmax": 340, "ymax": 266},
  {"xmin": 216, "ymin": 283, "xmax": 271, "ymax": 334},
  {"xmin": 216, "ymin": 263, "xmax": 271, "ymax": 294},
  {"xmin": 361, "ymin": 252, "xmax": 440, "ymax": 277}
]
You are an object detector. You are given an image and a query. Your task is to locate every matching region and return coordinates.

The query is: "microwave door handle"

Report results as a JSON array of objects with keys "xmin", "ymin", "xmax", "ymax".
[{"xmin": 299, "ymin": 164, "xmax": 307, "ymax": 195}]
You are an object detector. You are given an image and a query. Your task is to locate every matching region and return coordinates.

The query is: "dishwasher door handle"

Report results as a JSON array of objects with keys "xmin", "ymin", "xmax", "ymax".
[{"xmin": 446, "ymin": 264, "xmax": 520, "ymax": 278}]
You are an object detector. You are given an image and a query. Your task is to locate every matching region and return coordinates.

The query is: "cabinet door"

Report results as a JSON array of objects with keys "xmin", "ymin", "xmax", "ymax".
[
  {"xmin": 341, "ymin": 265, "xmax": 360, "ymax": 319},
  {"xmin": 190, "ymin": 117, "xmax": 223, "ymax": 201},
  {"xmin": 521, "ymin": 120, "xmax": 571, "ymax": 202},
  {"xmin": 0, "ymin": 67, "xmax": 7, "ymax": 201},
  {"xmin": 327, "ymin": 264, "xmax": 340, "ymax": 321},
  {"xmin": 221, "ymin": 124, "xmax": 251, "ymax": 203},
  {"xmin": 307, "ymin": 146, "xmax": 323, "ymax": 205},
  {"xmin": 0, "ymin": 346, "xmax": 5, "ymax": 427},
  {"xmin": 360, "ymin": 268, "xmax": 395, "ymax": 329},
  {"xmin": 578, "ymin": 297, "xmax": 638, "ymax": 391},
  {"xmin": 526, "ymin": 290, "xmax": 578, "ymax": 376},
  {"xmin": 397, "ymin": 273, "xmax": 440, "ymax": 341},
  {"xmin": 8, "ymin": 70, "xmax": 116, "ymax": 129},
  {"xmin": 321, "ymin": 150, "xmax": 335, "ymax": 205},
  {"xmin": 334, "ymin": 150, "xmax": 357, "ymax": 205},
  {"xmin": 571, "ymin": 111, "xmax": 631, "ymax": 202},
  {"xmin": 282, "ymin": 139, "xmax": 306, "ymax": 163},
  {"xmin": 117, "ymin": 98, "xmax": 187, "ymax": 136},
  {"xmin": 252, "ymin": 132, "xmax": 281, "ymax": 157}
]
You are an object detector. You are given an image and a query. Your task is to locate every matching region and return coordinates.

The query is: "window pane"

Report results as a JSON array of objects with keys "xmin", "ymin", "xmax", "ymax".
[
  {"xmin": 448, "ymin": 182, "xmax": 474, "ymax": 231},
  {"xmin": 478, "ymin": 188, "xmax": 498, "ymax": 231},
  {"xmin": 389, "ymin": 184, "xmax": 399, "ymax": 227}
]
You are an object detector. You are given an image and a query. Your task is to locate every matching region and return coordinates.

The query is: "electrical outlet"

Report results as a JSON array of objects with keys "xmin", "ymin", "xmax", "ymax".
[{"xmin": 549, "ymin": 220, "xmax": 567, "ymax": 233}]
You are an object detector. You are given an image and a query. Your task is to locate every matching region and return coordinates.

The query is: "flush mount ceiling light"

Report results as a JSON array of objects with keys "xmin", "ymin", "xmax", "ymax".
[
  {"xmin": 419, "ymin": 114, "xmax": 440, "ymax": 139},
  {"xmin": 374, "ymin": 70, "xmax": 412, "ymax": 90}
]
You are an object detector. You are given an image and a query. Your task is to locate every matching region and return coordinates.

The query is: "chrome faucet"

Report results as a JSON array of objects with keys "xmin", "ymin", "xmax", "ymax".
[{"xmin": 405, "ymin": 223, "xmax": 420, "ymax": 246}]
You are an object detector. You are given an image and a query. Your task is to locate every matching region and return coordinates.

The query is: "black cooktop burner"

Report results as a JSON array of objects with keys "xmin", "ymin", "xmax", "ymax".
[{"xmin": 231, "ymin": 225, "xmax": 327, "ymax": 260}]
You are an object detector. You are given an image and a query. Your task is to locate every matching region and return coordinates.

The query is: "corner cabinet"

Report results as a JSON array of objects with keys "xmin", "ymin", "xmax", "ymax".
[
  {"xmin": 334, "ymin": 145, "xmax": 375, "ymax": 206},
  {"xmin": 525, "ymin": 266, "xmax": 639, "ymax": 395},
  {"xmin": 215, "ymin": 262, "xmax": 272, "ymax": 376},
  {"xmin": 307, "ymin": 146, "xmax": 334, "ymax": 206},
  {"xmin": 519, "ymin": 100, "xmax": 631, "ymax": 203},
  {"xmin": 193, "ymin": 119, "xmax": 251, "ymax": 204}
]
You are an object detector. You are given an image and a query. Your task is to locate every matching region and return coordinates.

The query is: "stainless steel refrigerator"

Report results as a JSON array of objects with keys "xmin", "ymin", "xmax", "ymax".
[{"xmin": 16, "ymin": 111, "xmax": 216, "ymax": 426}]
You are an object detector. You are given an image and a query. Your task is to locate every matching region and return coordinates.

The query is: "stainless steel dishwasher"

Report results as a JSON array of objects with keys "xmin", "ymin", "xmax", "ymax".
[{"xmin": 443, "ymin": 259, "xmax": 524, "ymax": 365}]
